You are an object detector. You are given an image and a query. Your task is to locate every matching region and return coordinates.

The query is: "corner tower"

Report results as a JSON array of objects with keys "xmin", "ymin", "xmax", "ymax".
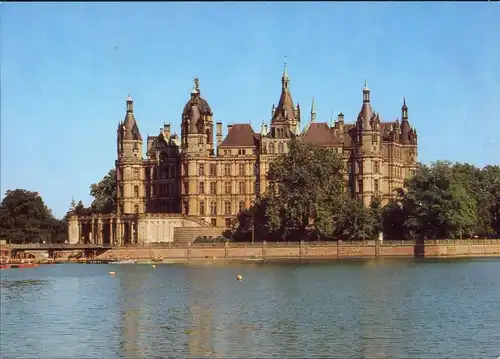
[
  {"xmin": 354, "ymin": 81, "xmax": 383, "ymax": 207},
  {"xmin": 116, "ymin": 95, "xmax": 144, "ymax": 214}
]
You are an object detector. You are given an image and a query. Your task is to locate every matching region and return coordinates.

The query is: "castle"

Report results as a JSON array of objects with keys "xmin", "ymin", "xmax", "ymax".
[{"xmin": 67, "ymin": 65, "xmax": 418, "ymax": 245}]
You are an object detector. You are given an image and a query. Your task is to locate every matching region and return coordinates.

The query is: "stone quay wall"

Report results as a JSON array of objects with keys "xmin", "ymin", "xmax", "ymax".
[{"xmin": 97, "ymin": 239, "xmax": 500, "ymax": 261}]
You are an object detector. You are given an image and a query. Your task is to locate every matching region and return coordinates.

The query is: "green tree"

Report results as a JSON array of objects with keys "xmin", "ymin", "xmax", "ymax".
[
  {"xmin": 90, "ymin": 168, "xmax": 116, "ymax": 213},
  {"xmin": 333, "ymin": 197, "xmax": 377, "ymax": 241},
  {"xmin": 401, "ymin": 161, "xmax": 477, "ymax": 239},
  {"xmin": 263, "ymin": 139, "xmax": 345, "ymax": 240},
  {"xmin": 0, "ymin": 189, "xmax": 58, "ymax": 244}
]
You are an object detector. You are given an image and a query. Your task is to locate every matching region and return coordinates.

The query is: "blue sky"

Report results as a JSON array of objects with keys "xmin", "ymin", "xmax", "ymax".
[{"xmin": 1, "ymin": 2, "xmax": 499, "ymax": 218}]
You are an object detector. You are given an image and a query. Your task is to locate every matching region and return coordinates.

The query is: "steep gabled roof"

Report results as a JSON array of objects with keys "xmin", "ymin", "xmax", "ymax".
[{"xmin": 219, "ymin": 124, "xmax": 257, "ymax": 147}]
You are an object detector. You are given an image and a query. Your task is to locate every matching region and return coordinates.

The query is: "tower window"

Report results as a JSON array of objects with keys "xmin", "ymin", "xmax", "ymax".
[
  {"xmin": 199, "ymin": 164, "xmax": 205, "ymax": 176},
  {"xmin": 374, "ymin": 161, "xmax": 379, "ymax": 174}
]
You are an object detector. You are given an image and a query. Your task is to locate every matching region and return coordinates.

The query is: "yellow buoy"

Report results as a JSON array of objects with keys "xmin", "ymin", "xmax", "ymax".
[
  {"xmin": 236, "ymin": 275, "xmax": 243, "ymax": 281},
  {"xmin": 152, "ymin": 264, "xmax": 156, "ymax": 268},
  {"xmin": 108, "ymin": 271, "xmax": 116, "ymax": 276}
]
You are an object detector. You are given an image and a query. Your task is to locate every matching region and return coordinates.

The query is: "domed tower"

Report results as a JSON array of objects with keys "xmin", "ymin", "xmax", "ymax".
[
  {"xmin": 354, "ymin": 80, "xmax": 383, "ymax": 207},
  {"xmin": 116, "ymin": 95, "xmax": 144, "ymax": 214},
  {"xmin": 180, "ymin": 77, "xmax": 214, "ymax": 216}
]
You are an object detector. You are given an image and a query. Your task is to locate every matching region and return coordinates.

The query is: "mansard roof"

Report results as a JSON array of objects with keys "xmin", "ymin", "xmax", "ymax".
[
  {"xmin": 301, "ymin": 123, "xmax": 340, "ymax": 146},
  {"xmin": 219, "ymin": 124, "xmax": 258, "ymax": 148}
]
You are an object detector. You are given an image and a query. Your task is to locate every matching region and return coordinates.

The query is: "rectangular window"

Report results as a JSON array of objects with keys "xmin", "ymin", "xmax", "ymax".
[
  {"xmin": 239, "ymin": 181, "xmax": 245, "ymax": 194},
  {"xmin": 374, "ymin": 179, "xmax": 379, "ymax": 192},
  {"xmin": 183, "ymin": 181, "xmax": 188, "ymax": 194},
  {"xmin": 210, "ymin": 182, "xmax": 217, "ymax": 194},
  {"xmin": 210, "ymin": 201, "xmax": 217, "ymax": 215},
  {"xmin": 374, "ymin": 161, "xmax": 379, "ymax": 174},
  {"xmin": 238, "ymin": 163, "xmax": 245, "ymax": 175},
  {"xmin": 210, "ymin": 163, "xmax": 216, "ymax": 176},
  {"xmin": 134, "ymin": 169, "xmax": 140, "ymax": 180},
  {"xmin": 199, "ymin": 164, "xmax": 205, "ymax": 176},
  {"xmin": 211, "ymin": 218, "xmax": 217, "ymax": 227},
  {"xmin": 199, "ymin": 201, "xmax": 205, "ymax": 215},
  {"xmin": 224, "ymin": 201, "xmax": 232, "ymax": 215},
  {"xmin": 224, "ymin": 163, "xmax": 231, "ymax": 176},
  {"xmin": 224, "ymin": 182, "xmax": 231, "ymax": 194},
  {"xmin": 134, "ymin": 204, "xmax": 139, "ymax": 213},
  {"xmin": 199, "ymin": 181, "xmax": 205, "ymax": 194},
  {"xmin": 134, "ymin": 185, "xmax": 139, "ymax": 197}
]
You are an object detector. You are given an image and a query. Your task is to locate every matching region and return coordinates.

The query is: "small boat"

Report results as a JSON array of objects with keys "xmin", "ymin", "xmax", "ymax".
[{"xmin": 115, "ymin": 259, "xmax": 137, "ymax": 264}]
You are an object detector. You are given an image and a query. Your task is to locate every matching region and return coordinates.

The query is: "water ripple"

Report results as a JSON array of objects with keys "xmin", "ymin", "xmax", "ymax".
[{"xmin": 1, "ymin": 260, "xmax": 500, "ymax": 358}]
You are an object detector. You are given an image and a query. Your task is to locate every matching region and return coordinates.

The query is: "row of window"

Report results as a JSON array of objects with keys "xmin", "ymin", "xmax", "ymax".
[
  {"xmin": 198, "ymin": 200, "xmax": 246, "ymax": 216},
  {"xmin": 123, "ymin": 181, "xmax": 261, "ymax": 198},
  {"xmin": 196, "ymin": 181, "xmax": 252, "ymax": 195}
]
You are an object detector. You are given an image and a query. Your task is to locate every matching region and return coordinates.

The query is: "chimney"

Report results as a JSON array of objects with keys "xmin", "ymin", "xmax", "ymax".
[
  {"xmin": 163, "ymin": 123, "xmax": 171, "ymax": 138},
  {"xmin": 216, "ymin": 122, "xmax": 223, "ymax": 146},
  {"xmin": 227, "ymin": 124, "xmax": 233, "ymax": 132}
]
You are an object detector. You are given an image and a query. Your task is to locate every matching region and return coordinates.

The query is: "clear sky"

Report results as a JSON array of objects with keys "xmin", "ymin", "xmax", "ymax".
[{"xmin": 1, "ymin": 2, "xmax": 499, "ymax": 218}]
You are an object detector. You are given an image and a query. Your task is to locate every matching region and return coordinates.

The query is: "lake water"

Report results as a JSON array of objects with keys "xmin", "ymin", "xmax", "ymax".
[{"xmin": 1, "ymin": 258, "xmax": 500, "ymax": 359}]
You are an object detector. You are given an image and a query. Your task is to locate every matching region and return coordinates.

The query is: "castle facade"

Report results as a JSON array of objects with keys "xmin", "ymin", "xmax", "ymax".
[{"xmin": 68, "ymin": 65, "xmax": 418, "ymax": 245}]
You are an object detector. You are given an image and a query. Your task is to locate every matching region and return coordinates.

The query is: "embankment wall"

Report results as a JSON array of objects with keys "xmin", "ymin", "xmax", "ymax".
[{"xmin": 96, "ymin": 239, "xmax": 500, "ymax": 261}]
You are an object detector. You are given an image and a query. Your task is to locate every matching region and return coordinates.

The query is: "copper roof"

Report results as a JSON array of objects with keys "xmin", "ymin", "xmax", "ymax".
[
  {"xmin": 219, "ymin": 124, "xmax": 257, "ymax": 147},
  {"xmin": 302, "ymin": 123, "xmax": 340, "ymax": 146},
  {"xmin": 182, "ymin": 93, "xmax": 212, "ymax": 117}
]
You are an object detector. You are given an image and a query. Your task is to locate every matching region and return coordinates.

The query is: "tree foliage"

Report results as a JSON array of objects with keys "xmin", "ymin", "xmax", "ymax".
[
  {"xmin": 0, "ymin": 189, "xmax": 65, "ymax": 244},
  {"xmin": 233, "ymin": 145, "xmax": 500, "ymax": 241},
  {"xmin": 90, "ymin": 168, "xmax": 116, "ymax": 213}
]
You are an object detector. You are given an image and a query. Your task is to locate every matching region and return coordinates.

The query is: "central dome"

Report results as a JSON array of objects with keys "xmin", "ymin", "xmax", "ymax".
[{"xmin": 182, "ymin": 92, "xmax": 212, "ymax": 117}]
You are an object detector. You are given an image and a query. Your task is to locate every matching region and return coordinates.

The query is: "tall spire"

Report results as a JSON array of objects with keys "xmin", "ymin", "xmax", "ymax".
[
  {"xmin": 363, "ymin": 79, "xmax": 370, "ymax": 103},
  {"xmin": 310, "ymin": 97, "xmax": 316, "ymax": 122},
  {"xmin": 282, "ymin": 56, "xmax": 290, "ymax": 90},
  {"xmin": 402, "ymin": 97, "xmax": 408, "ymax": 120}
]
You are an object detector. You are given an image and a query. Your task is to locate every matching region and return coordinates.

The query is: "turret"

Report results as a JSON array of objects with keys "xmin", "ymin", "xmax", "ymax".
[{"xmin": 400, "ymin": 98, "xmax": 411, "ymax": 144}]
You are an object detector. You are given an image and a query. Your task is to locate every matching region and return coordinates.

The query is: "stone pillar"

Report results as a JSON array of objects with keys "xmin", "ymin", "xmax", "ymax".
[
  {"xmin": 68, "ymin": 215, "xmax": 79, "ymax": 244},
  {"xmin": 78, "ymin": 221, "xmax": 82, "ymax": 244},
  {"xmin": 90, "ymin": 217, "xmax": 95, "ymax": 244},
  {"xmin": 97, "ymin": 217, "xmax": 103, "ymax": 245},
  {"xmin": 110, "ymin": 218, "xmax": 115, "ymax": 246},
  {"xmin": 116, "ymin": 218, "xmax": 122, "ymax": 246},
  {"xmin": 129, "ymin": 222, "xmax": 134, "ymax": 244}
]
